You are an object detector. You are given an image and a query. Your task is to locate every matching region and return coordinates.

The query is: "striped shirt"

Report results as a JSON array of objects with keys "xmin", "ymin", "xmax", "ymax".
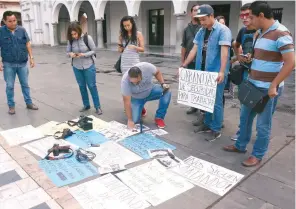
[{"xmin": 249, "ymin": 20, "xmax": 294, "ymax": 89}]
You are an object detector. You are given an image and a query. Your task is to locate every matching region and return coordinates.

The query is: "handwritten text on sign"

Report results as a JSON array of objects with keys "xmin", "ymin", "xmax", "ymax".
[
  {"xmin": 68, "ymin": 173, "xmax": 150, "ymax": 209},
  {"xmin": 178, "ymin": 68, "xmax": 218, "ymax": 113},
  {"xmin": 170, "ymin": 156, "xmax": 244, "ymax": 196},
  {"xmin": 120, "ymin": 133, "xmax": 176, "ymax": 159},
  {"xmin": 116, "ymin": 160, "xmax": 194, "ymax": 206},
  {"xmin": 38, "ymin": 156, "xmax": 98, "ymax": 187}
]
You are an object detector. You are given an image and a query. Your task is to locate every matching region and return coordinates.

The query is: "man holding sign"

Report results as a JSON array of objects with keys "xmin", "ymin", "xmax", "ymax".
[
  {"xmin": 181, "ymin": 4, "xmax": 232, "ymax": 142},
  {"xmin": 121, "ymin": 62, "xmax": 171, "ymax": 129}
]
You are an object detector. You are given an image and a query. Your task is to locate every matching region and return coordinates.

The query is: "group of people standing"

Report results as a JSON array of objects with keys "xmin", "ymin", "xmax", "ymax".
[
  {"xmin": 180, "ymin": 2, "xmax": 294, "ymax": 167},
  {"xmin": 0, "ymin": 1, "xmax": 294, "ymax": 168}
]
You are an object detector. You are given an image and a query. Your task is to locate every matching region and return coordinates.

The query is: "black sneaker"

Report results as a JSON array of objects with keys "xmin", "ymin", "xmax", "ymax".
[
  {"xmin": 194, "ymin": 125, "xmax": 211, "ymax": 133},
  {"xmin": 79, "ymin": 106, "xmax": 90, "ymax": 112},
  {"xmin": 205, "ymin": 131, "xmax": 221, "ymax": 142},
  {"xmin": 186, "ymin": 107, "xmax": 197, "ymax": 114}
]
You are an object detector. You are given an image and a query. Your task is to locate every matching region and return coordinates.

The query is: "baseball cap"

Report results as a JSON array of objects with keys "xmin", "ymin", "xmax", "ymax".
[{"xmin": 194, "ymin": 4, "xmax": 214, "ymax": 18}]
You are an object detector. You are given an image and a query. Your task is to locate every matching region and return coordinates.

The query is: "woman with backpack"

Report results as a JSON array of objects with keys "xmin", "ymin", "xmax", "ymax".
[{"xmin": 66, "ymin": 23, "xmax": 102, "ymax": 115}]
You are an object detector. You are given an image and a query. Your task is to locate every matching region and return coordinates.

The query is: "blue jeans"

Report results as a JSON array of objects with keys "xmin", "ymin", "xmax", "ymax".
[
  {"xmin": 131, "ymin": 84, "xmax": 171, "ymax": 123},
  {"xmin": 3, "ymin": 64, "xmax": 32, "ymax": 107},
  {"xmin": 204, "ymin": 77, "xmax": 226, "ymax": 132},
  {"xmin": 73, "ymin": 64, "xmax": 101, "ymax": 109},
  {"xmin": 235, "ymin": 86, "xmax": 283, "ymax": 159}
]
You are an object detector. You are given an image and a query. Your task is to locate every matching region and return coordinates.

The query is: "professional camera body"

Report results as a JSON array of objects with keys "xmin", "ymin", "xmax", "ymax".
[{"xmin": 77, "ymin": 115, "xmax": 93, "ymax": 131}]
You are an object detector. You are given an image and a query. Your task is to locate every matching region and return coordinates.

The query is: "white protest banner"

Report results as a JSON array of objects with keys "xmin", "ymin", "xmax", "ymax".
[
  {"xmin": 89, "ymin": 141, "xmax": 142, "ymax": 175},
  {"xmin": 116, "ymin": 160, "xmax": 194, "ymax": 206},
  {"xmin": 0, "ymin": 125, "xmax": 44, "ymax": 146},
  {"xmin": 68, "ymin": 173, "xmax": 150, "ymax": 209},
  {"xmin": 169, "ymin": 156, "xmax": 244, "ymax": 196},
  {"xmin": 99, "ymin": 121, "xmax": 139, "ymax": 142},
  {"xmin": 23, "ymin": 136, "xmax": 78, "ymax": 158},
  {"xmin": 178, "ymin": 68, "xmax": 218, "ymax": 113}
]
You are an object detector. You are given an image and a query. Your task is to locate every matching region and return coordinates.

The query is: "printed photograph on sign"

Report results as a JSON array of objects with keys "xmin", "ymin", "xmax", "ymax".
[
  {"xmin": 0, "ymin": 125, "xmax": 44, "ymax": 146},
  {"xmin": 169, "ymin": 156, "xmax": 244, "ymax": 196},
  {"xmin": 177, "ymin": 68, "xmax": 218, "ymax": 113},
  {"xmin": 116, "ymin": 160, "xmax": 194, "ymax": 206},
  {"xmin": 68, "ymin": 173, "xmax": 150, "ymax": 209}
]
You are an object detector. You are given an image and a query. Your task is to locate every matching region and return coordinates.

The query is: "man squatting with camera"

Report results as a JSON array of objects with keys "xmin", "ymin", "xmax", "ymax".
[{"xmin": 121, "ymin": 62, "xmax": 171, "ymax": 129}]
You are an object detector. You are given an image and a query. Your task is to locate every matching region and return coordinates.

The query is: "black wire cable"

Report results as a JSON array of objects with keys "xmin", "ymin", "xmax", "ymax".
[{"xmin": 75, "ymin": 148, "xmax": 96, "ymax": 163}]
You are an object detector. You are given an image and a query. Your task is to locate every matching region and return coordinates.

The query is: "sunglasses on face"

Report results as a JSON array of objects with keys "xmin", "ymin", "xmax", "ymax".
[{"xmin": 240, "ymin": 13, "xmax": 250, "ymax": 19}]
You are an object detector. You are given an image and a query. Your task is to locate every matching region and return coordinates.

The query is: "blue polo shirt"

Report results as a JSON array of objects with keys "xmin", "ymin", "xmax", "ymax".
[{"xmin": 193, "ymin": 20, "xmax": 232, "ymax": 74}]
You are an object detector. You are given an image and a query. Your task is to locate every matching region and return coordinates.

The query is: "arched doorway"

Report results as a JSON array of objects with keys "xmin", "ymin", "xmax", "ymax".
[
  {"xmin": 76, "ymin": 1, "xmax": 96, "ymax": 44},
  {"xmin": 57, "ymin": 5, "xmax": 70, "ymax": 44},
  {"xmin": 103, "ymin": 1, "xmax": 128, "ymax": 45}
]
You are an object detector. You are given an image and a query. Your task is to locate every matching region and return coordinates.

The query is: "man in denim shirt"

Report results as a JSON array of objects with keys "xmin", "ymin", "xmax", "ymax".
[
  {"xmin": 0, "ymin": 11, "xmax": 37, "ymax": 115},
  {"xmin": 182, "ymin": 4, "xmax": 232, "ymax": 142}
]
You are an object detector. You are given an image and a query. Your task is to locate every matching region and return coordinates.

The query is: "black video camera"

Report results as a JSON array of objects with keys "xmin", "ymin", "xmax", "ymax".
[{"xmin": 77, "ymin": 115, "xmax": 93, "ymax": 131}]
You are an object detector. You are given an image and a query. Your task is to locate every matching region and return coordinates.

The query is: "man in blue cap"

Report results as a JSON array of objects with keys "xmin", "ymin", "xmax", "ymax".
[{"xmin": 182, "ymin": 4, "xmax": 232, "ymax": 142}]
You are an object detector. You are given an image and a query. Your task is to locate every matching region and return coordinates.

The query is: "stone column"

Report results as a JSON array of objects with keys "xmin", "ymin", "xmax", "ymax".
[
  {"xmin": 175, "ymin": 13, "xmax": 186, "ymax": 54},
  {"xmin": 96, "ymin": 19, "xmax": 104, "ymax": 48},
  {"xmin": 52, "ymin": 23, "xmax": 59, "ymax": 46}
]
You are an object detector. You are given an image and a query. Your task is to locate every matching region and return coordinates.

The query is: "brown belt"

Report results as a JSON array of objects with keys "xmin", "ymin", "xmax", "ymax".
[{"xmin": 249, "ymin": 69, "xmax": 279, "ymax": 82}]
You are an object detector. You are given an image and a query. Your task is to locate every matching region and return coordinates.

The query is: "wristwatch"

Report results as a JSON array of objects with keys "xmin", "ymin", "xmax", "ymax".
[{"xmin": 30, "ymin": 56, "xmax": 34, "ymax": 60}]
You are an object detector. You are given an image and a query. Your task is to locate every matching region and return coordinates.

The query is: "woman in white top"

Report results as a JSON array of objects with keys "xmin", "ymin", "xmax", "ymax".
[{"xmin": 118, "ymin": 16, "xmax": 144, "ymax": 75}]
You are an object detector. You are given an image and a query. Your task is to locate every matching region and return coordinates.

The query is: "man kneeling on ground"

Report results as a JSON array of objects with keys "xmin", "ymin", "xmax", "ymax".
[{"xmin": 121, "ymin": 62, "xmax": 171, "ymax": 129}]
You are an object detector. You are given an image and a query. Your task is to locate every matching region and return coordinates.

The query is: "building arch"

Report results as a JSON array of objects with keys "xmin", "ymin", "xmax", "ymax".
[
  {"xmin": 71, "ymin": 0, "xmax": 96, "ymax": 21},
  {"xmin": 52, "ymin": 1, "xmax": 71, "ymax": 23}
]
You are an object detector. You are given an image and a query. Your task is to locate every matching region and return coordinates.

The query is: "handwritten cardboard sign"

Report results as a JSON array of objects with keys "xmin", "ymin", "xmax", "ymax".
[
  {"xmin": 99, "ymin": 121, "xmax": 139, "ymax": 142},
  {"xmin": 116, "ymin": 160, "xmax": 194, "ymax": 206},
  {"xmin": 89, "ymin": 141, "xmax": 142, "ymax": 175},
  {"xmin": 178, "ymin": 68, "xmax": 218, "ymax": 113},
  {"xmin": 38, "ymin": 156, "xmax": 98, "ymax": 187},
  {"xmin": 23, "ymin": 136, "xmax": 78, "ymax": 158},
  {"xmin": 119, "ymin": 133, "xmax": 176, "ymax": 159},
  {"xmin": 0, "ymin": 125, "xmax": 44, "ymax": 146},
  {"xmin": 66, "ymin": 130, "xmax": 109, "ymax": 148},
  {"xmin": 68, "ymin": 173, "xmax": 150, "ymax": 209},
  {"xmin": 169, "ymin": 156, "xmax": 244, "ymax": 196}
]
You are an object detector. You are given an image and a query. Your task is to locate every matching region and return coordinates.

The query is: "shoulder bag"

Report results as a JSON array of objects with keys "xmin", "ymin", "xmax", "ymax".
[{"xmin": 114, "ymin": 39, "xmax": 130, "ymax": 73}]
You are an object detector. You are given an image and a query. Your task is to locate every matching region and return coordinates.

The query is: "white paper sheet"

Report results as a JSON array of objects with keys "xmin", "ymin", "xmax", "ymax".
[
  {"xmin": 37, "ymin": 121, "xmax": 78, "ymax": 136},
  {"xmin": 169, "ymin": 156, "xmax": 245, "ymax": 196},
  {"xmin": 116, "ymin": 160, "xmax": 194, "ymax": 206},
  {"xmin": 99, "ymin": 121, "xmax": 139, "ymax": 142},
  {"xmin": 22, "ymin": 136, "xmax": 78, "ymax": 158},
  {"xmin": 0, "ymin": 125, "xmax": 44, "ymax": 146},
  {"xmin": 89, "ymin": 141, "xmax": 142, "ymax": 174},
  {"xmin": 68, "ymin": 173, "xmax": 150, "ymax": 209}
]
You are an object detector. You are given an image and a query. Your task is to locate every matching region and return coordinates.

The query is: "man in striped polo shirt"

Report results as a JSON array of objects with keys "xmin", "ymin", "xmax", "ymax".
[{"xmin": 223, "ymin": 1, "xmax": 295, "ymax": 167}]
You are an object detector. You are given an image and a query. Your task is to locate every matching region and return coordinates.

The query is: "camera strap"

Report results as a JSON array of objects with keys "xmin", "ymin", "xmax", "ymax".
[
  {"xmin": 44, "ymin": 144, "xmax": 74, "ymax": 160},
  {"xmin": 53, "ymin": 128, "xmax": 75, "ymax": 139}
]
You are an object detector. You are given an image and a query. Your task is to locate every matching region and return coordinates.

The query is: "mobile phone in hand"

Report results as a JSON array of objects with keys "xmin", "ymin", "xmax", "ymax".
[
  {"xmin": 240, "ymin": 54, "xmax": 249, "ymax": 58},
  {"xmin": 118, "ymin": 44, "xmax": 124, "ymax": 47}
]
